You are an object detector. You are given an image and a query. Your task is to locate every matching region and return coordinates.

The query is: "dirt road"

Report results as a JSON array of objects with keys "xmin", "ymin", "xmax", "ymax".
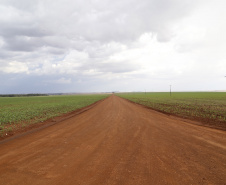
[{"xmin": 0, "ymin": 95, "xmax": 226, "ymax": 185}]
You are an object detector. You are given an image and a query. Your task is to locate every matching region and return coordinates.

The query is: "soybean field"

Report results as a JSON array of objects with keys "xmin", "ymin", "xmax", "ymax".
[
  {"xmin": 0, "ymin": 94, "xmax": 109, "ymax": 136},
  {"xmin": 117, "ymin": 92, "xmax": 226, "ymax": 130}
]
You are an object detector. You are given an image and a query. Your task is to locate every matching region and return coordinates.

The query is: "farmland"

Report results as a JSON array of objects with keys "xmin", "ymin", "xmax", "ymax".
[
  {"xmin": 0, "ymin": 94, "xmax": 109, "ymax": 136},
  {"xmin": 1, "ymin": 95, "xmax": 226, "ymax": 185},
  {"xmin": 117, "ymin": 92, "xmax": 226, "ymax": 130}
]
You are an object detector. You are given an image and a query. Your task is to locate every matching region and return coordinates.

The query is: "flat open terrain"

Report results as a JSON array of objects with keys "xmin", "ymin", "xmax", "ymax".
[
  {"xmin": 118, "ymin": 92, "xmax": 226, "ymax": 130},
  {"xmin": 0, "ymin": 94, "xmax": 108, "ymax": 136},
  {"xmin": 0, "ymin": 95, "xmax": 226, "ymax": 185}
]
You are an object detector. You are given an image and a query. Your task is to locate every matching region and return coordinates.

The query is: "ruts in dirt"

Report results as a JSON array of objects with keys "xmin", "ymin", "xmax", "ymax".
[{"xmin": 0, "ymin": 95, "xmax": 226, "ymax": 185}]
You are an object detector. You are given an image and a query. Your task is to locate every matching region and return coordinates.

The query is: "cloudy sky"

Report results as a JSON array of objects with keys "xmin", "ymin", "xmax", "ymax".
[{"xmin": 0, "ymin": 0, "xmax": 226, "ymax": 93}]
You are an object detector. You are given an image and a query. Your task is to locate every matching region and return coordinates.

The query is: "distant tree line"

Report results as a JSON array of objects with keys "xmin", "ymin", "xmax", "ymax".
[{"xmin": 0, "ymin": 94, "xmax": 49, "ymax": 97}]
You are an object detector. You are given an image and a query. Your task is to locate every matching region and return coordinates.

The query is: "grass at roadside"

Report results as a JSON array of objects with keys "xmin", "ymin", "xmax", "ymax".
[
  {"xmin": 0, "ymin": 94, "xmax": 109, "ymax": 136},
  {"xmin": 117, "ymin": 92, "xmax": 226, "ymax": 130}
]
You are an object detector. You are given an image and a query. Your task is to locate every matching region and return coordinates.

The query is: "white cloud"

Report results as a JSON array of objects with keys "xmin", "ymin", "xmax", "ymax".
[
  {"xmin": 0, "ymin": 61, "xmax": 29, "ymax": 73},
  {"xmin": 47, "ymin": 77, "xmax": 72, "ymax": 84},
  {"xmin": 0, "ymin": 0, "xmax": 226, "ymax": 93}
]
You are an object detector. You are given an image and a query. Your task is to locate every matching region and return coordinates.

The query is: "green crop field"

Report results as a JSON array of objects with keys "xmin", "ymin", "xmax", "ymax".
[
  {"xmin": 0, "ymin": 94, "xmax": 109, "ymax": 136},
  {"xmin": 117, "ymin": 92, "xmax": 226, "ymax": 130}
]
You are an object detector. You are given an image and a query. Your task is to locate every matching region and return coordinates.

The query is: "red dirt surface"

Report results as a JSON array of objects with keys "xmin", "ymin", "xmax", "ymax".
[{"xmin": 0, "ymin": 95, "xmax": 226, "ymax": 185}]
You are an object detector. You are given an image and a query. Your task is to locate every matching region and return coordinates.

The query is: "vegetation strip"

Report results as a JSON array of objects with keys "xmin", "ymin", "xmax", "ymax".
[
  {"xmin": 0, "ymin": 94, "xmax": 109, "ymax": 136},
  {"xmin": 117, "ymin": 92, "xmax": 226, "ymax": 130}
]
